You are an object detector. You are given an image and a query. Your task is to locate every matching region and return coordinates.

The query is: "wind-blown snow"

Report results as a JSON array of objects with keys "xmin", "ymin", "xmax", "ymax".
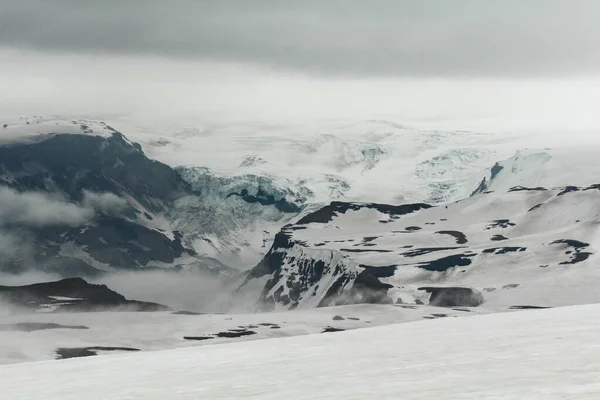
[{"xmin": 2, "ymin": 304, "xmax": 600, "ymax": 399}]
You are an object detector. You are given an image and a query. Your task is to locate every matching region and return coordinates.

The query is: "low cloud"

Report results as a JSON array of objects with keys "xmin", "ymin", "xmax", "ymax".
[
  {"xmin": 82, "ymin": 190, "xmax": 128, "ymax": 215},
  {"xmin": 0, "ymin": 187, "xmax": 129, "ymax": 228},
  {"xmin": 0, "ymin": 187, "xmax": 92, "ymax": 227},
  {"xmin": 0, "ymin": 269, "xmax": 255, "ymax": 314}
]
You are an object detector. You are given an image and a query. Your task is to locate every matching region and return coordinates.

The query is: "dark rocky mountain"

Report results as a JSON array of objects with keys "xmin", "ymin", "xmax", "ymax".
[
  {"xmin": 0, "ymin": 277, "xmax": 170, "ymax": 313},
  {"xmin": 0, "ymin": 123, "xmax": 227, "ymax": 276}
]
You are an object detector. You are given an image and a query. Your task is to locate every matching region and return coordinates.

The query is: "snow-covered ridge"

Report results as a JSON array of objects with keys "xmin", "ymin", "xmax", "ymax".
[
  {"xmin": 245, "ymin": 184, "xmax": 600, "ymax": 311},
  {"xmin": 0, "ymin": 116, "xmax": 116, "ymax": 144},
  {"xmin": 472, "ymin": 147, "xmax": 600, "ymax": 195}
]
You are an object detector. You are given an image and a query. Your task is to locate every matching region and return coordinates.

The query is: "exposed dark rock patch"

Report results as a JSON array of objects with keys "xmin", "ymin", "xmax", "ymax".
[
  {"xmin": 528, "ymin": 204, "xmax": 543, "ymax": 212},
  {"xmin": 341, "ymin": 248, "xmax": 393, "ymax": 253},
  {"xmin": 551, "ymin": 239, "xmax": 589, "ymax": 248},
  {"xmin": 0, "ymin": 277, "xmax": 171, "ymax": 313},
  {"xmin": 486, "ymin": 219, "xmax": 516, "ymax": 229},
  {"xmin": 502, "ymin": 284, "xmax": 520, "ymax": 289},
  {"xmin": 452, "ymin": 308, "xmax": 472, "ymax": 312},
  {"xmin": 471, "ymin": 162, "xmax": 504, "ymax": 196},
  {"xmin": 322, "ymin": 327, "xmax": 345, "ymax": 333},
  {"xmin": 56, "ymin": 346, "xmax": 139, "ymax": 360},
  {"xmin": 483, "ymin": 287, "xmax": 496, "ymax": 292},
  {"xmin": 508, "ymin": 305, "xmax": 552, "ymax": 310},
  {"xmin": 216, "ymin": 330, "xmax": 257, "ymax": 338},
  {"xmin": 419, "ymin": 287, "xmax": 484, "ymax": 307},
  {"xmin": 557, "ymin": 186, "xmax": 580, "ymax": 196},
  {"xmin": 358, "ymin": 264, "xmax": 397, "ymax": 278},
  {"xmin": 347, "ymin": 317, "xmax": 360, "ymax": 320},
  {"xmin": 183, "ymin": 336, "xmax": 214, "ymax": 341},
  {"xmin": 416, "ymin": 254, "xmax": 474, "ymax": 272},
  {"xmin": 405, "ymin": 226, "xmax": 421, "ymax": 231},
  {"xmin": 550, "ymin": 239, "xmax": 592, "ymax": 265},
  {"xmin": 397, "ymin": 305, "xmax": 418, "ymax": 309},
  {"xmin": 0, "ymin": 322, "xmax": 89, "ymax": 332},
  {"xmin": 490, "ymin": 235, "xmax": 508, "ymax": 241},
  {"xmin": 435, "ymin": 230, "xmax": 468, "ymax": 244},
  {"xmin": 172, "ymin": 311, "xmax": 203, "ymax": 316},
  {"xmin": 258, "ymin": 323, "xmax": 279, "ymax": 327},
  {"xmin": 332, "ymin": 315, "xmax": 345, "ymax": 321},
  {"xmin": 402, "ymin": 247, "xmax": 465, "ymax": 257},
  {"xmin": 482, "ymin": 247, "xmax": 527, "ymax": 254},
  {"xmin": 509, "ymin": 186, "xmax": 547, "ymax": 192},
  {"xmin": 431, "ymin": 313, "xmax": 448, "ymax": 318},
  {"xmin": 296, "ymin": 201, "xmax": 432, "ymax": 225}
]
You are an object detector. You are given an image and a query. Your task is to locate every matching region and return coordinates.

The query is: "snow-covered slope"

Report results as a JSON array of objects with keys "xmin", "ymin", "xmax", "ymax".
[
  {"xmin": 472, "ymin": 147, "xmax": 600, "ymax": 195},
  {"xmin": 0, "ymin": 303, "xmax": 484, "ymax": 365},
  {"xmin": 244, "ymin": 184, "xmax": 600, "ymax": 310},
  {"xmin": 2, "ymin": 304, "xmax": 600, "ymax": 399}
]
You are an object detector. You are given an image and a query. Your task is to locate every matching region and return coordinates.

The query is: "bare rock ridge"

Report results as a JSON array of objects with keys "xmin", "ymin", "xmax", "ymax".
[{"xmin": 0, "ymin": 277, "xmax": 170, "ymax": 312}]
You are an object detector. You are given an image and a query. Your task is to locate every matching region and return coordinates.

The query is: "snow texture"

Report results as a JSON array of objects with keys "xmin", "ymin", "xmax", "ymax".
[{"xmin": 1, "ymin": 304, "xmax": 599, "ymax": 399}]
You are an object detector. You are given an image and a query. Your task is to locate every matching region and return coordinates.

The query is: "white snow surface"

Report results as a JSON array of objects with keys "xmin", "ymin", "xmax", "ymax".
[
  {"xmin": 2, "ymin": 304, "xmax": 600, "ymax": 399},
  {"xmin": 0, "ymin": 116, "xmax": 115, "ymax": 144},
  {"xmin": 0, "ymin": 304, "xmax": 484, "ymax": 365}
]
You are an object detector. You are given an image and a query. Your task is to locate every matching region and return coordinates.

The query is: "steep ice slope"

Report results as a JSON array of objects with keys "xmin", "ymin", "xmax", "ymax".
[
  {"xmin": 171, "ymin": 167, "xmax": 308, "ymax": 267},
  {"xmin": 472, "ymin": 147, "xmax": 600, "ymax": 195},
  {"xmin": 245, "ymin": 184, "xmax": 600, "ymax": 310},
  {"xmin": 2, "ymin": 304, "xmax": 600, "ymax": 399}
]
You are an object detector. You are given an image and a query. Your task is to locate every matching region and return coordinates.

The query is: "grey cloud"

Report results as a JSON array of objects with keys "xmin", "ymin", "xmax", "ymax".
[
  {"xmin": 0, "ymin": 187, "xmax": 93, "ymax": 227},
  {"xmin": 1, "ymin": 0, "xmax": 599, "ymax": 77},
  {"xmin": 82, "ymin": 190, "xmax": 128, "ymax": 216},
  {"xmin": 0, "ymin": 188, "xmax": 128, "ymax": 227}
]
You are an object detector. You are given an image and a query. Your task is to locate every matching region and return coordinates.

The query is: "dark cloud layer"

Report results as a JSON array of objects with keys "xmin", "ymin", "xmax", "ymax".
[{"xmin": 0, "ymin": 0, "xmax": 599, "ymax": 77}]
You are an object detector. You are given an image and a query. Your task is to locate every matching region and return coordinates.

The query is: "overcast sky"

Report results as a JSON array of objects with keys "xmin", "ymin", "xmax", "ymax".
[
  {"xmin": 0, "ymin": 1, "xmax": 599, "ymax": 128},
  {"xmin": 1, "ymin": 0, "xmax": 599, "ymax": 77}
]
